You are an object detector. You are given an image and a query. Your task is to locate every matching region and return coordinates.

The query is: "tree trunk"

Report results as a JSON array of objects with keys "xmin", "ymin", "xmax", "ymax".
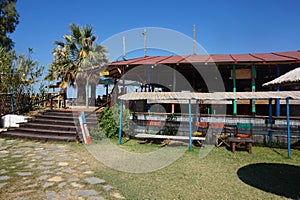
[
  {"xmin": 76, "ymin": 78, "xmax": 86, "ymax": 106},
  {"xmin": 90, "ymin": 82, "xmax": 96, "ymax": 106}
]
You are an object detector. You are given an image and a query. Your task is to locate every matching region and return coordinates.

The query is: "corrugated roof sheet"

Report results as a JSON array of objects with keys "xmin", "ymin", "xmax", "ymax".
[{"xmin": 109, "ymin": 50, "xmax": 300, "ymax": 66}]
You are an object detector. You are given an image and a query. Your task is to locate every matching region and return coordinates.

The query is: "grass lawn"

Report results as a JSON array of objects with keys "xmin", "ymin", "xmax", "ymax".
[{"xmin": 74, "ymin": 137, "xmax": 300, "ymax": 200}]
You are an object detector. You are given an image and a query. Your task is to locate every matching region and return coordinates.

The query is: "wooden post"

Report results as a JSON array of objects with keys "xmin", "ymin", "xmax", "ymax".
[{"xmin": 50, "ymin": 96, "xmax": 53, "ymax": 110}]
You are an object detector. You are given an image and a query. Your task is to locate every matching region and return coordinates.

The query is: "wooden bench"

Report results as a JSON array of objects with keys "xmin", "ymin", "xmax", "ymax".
[
  {"xmin": 136, "ymin": 120, "xmax": 208, "ymax": 145},
  {"xmin": 227, "ymin": 123, "xmax": 253, "ymax": 153},
  {"xmin": 135, "ymin": 133, "xmax": 206, "ymax": 141}
]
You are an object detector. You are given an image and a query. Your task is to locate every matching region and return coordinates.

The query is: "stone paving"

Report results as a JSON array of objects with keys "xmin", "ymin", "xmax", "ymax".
[{"xmin": 0, "ymin": 138, "xmax": 125, "ymax": 200}]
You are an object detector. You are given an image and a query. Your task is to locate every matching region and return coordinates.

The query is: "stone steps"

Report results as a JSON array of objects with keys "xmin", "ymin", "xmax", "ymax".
[
  {"xmin": 0, "ymin": 109, "xmax": 100, "ymax": 142},
  {"xmin": 1, "ymin": 131, "xmax": 77, "ymax": 142},
  {"xmin": 0, "ymin": 110, "xmax": 79, "ymax": 142}
]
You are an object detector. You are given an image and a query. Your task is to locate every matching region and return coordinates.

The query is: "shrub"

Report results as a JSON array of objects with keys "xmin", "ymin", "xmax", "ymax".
[{"xmin": 98, "ymin": 104, "xmax": 131, "ymax": 138}]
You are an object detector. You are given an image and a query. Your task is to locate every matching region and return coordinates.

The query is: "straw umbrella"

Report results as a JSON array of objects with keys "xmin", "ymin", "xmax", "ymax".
[
  {"xmin": 263, "ymin": 67, "xmax": 300, "ymax": 87},
  {"xmin": 263, "ymin": 67, "xmax": 300, "ymax": 158}
]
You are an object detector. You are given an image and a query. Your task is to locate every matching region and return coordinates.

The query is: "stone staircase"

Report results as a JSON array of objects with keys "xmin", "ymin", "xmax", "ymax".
[{"xmin": 0, "ymin": 109, "xmax": 99, "ymax": 142}]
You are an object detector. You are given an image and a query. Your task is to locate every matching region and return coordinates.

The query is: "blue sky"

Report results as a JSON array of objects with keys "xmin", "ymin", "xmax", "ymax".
[{"xmin": 12, "ymin": 0, "xmax": 300, "ymax": 70}]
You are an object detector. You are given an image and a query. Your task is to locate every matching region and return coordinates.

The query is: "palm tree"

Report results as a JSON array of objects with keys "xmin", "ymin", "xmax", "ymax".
[{"xmin": 46, "ymin": 24, "xmax": 108, "ymax": 106}]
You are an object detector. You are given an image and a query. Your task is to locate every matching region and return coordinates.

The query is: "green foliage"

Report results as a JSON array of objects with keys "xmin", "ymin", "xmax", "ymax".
[
  {"xmin": 0, "ymin": 0, "xmax": 19, "ymax": 51},
  {"xmin": 111, "ymin": 103, "xmax": 132, "ymax": 134},
  {"xmin": 98, "ymin": 104, "xmax": 132, "ymax": 138},
  {"xmin": 98, "ymin": 106, "xmax": 119, "ymax": 138},
  {"xmin": 46, "ymin": 24, "xmax": 108, "ymax": 90},
  {"xmin": 162, "ymin": 113, "xmax": 178, "ymax": 135},
  {"xmin": 166, "ymin": 113, "xmax": 177, "ymax": 122},
  {"xmin": 0, "ymin": 48, "xmax": 44, "ymax": 114},
  {"xmin": 46, "ymin": 23, "xmax": 109, "ymax": 106}
]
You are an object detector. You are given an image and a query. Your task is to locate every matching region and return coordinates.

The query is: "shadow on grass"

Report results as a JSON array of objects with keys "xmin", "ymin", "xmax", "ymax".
[{"xmin": 237, "ymin": 163, "xmax": 300, "ymax": 199}]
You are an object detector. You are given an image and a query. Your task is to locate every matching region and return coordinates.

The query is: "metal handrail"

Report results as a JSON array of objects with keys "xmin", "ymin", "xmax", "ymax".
[{"xmin": 85, "ymin": 100, "xmax": 111, "ymax": 118}]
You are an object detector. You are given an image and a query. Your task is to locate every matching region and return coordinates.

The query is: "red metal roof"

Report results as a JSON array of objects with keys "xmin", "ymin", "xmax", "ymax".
[
  {"xmin": 272, "ymin": 51, "xmax": 300, "ymax": 61},
  {"xmin": 109, "ymin": 50, "xmax": 300, "ymax": 66}
]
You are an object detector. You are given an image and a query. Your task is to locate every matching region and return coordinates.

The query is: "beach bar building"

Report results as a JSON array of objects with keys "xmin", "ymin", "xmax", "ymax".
[
  {"xmin": 106, "ymin": 50, "xmax": 300, "ymax": 117},
  {"xmin": 104, "ymin": 50, "xmax": 300, "ymax": 155}
]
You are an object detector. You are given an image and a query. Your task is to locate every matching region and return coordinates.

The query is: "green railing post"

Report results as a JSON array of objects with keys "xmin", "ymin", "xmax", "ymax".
[
  {"xmin": 251, "ymin": 65, "xmax": 256, "ymax": 114},
  {"xmin": 232, "ymin": 64, "xmax": 237, "ymax": 116}
]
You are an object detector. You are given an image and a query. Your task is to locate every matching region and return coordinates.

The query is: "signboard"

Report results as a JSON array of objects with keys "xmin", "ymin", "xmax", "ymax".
[
  {"xmin": 78, "ymin": 111, "xmax": 92, "ymax": 144},
  {"xmin": 231, "ymin": 69, "xmax": 251, "ymax": 79}
]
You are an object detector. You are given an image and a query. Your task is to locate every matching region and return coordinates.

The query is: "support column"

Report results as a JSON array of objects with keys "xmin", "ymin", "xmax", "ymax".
[
  {"xmin": 86, "ymin": 72, "xmax": 89, "ymax": 108},
  {"xmin": 173, "ymin": 65, "xmax": 176, "ymax": 92},
  {"xmin": 188, "ymin": 99, "xmax": 193, "ymax": 151},
  {"xmin": 189, "ymin": 99, "xmax": 193, "ymax": 151},
  {"xmin": 251, "ymin": 65, "xmax": 256, "ymax": 115},
  {"xmin": 105, "ymin": 85, "xmax": 109, "ymax": 102},
  {"xmin": 147, "ymin": 65, "xmax": 150, "ymax": 113},
  {"xmin": 268, "ymin": 98, "xmax": 273, "ymax": 143},
  {"xmin": 232, "ymin": 64, "xmax": 237, "ymax": 116},
  {"xmin": 172, "ymin": 65, "xmax": 176, "ymax": 115},
  {"xmin": 131, "ymin": 100, "xmax": 137, "ymax": 135},
  {"xmin": 276, "ymin": 65, "xmax": 281, "ymax": 117},
  {"xmin": 132, "ymin": 100, "xmax": 136, "ymax": 121},
  {"xmin": 118, "ymin": 100, "xmax": 123, "ymax": 145},
  {"xmin": 122, "ymin": 66, "xmax": 125, "ymax": 95},
  {"xmin": 195, "ymin": 100, "xmax": 199, "ymax": 122},
  {"xmin": 286, "ymin": 98, "xmax": 291, "ymax": 158},
  {"xmin": 171, "ymin": 104, "xmax": 175, "ymax": 114}
]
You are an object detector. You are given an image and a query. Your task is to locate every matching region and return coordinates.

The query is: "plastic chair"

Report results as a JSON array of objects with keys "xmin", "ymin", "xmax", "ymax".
[
  {"xmin": 193, "ymin": 122, "xmax": 209, "ymax": 145},
  {"xmin": 211, "ymin": 123, "xmax": 228, "ymax": 147}
]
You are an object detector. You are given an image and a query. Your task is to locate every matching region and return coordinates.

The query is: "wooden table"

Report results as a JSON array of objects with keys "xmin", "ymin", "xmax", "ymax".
[{"xmin": 227, "ymin": 137, "xmax": 253, "ymax": 153}]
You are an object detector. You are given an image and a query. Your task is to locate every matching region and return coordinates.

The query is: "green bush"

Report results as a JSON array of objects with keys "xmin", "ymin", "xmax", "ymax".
[{"xmin": 98, "ymin": 104, "xmax": 132, "ymax": 138}]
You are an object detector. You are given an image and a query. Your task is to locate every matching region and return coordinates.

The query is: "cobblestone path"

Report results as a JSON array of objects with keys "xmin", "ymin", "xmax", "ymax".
[{"xmin": 0, "ymin": 138, "xmax": 125, "ymax": 200}]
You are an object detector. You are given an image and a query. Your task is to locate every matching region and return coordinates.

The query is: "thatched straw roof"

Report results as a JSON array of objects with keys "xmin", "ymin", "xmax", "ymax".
[
  {"xmin": 147, "ymin": 99, "xmax": 231, "ymax": 104},
  {"xmin": 119, "ymin": 91, "xmax": 300, "ymax": 101},
  {"xmin": 263, "ymin": 67, "xmax": 300, "ymax": 87}
]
